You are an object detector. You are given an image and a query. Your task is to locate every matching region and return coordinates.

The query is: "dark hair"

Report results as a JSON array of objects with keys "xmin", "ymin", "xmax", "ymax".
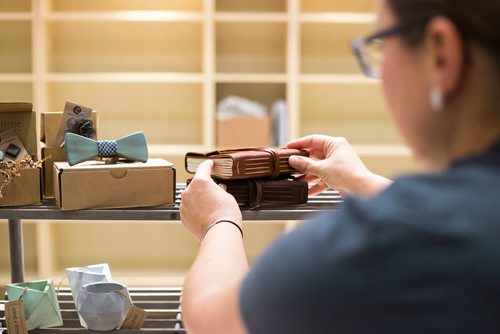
[{"xmin": 387, "ymin": 0, "xmax": 500, "ymax": 65}]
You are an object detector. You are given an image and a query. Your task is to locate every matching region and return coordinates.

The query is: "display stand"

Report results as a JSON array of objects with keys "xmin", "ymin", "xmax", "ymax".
[
  {"xmin": 0, "ymin": 184, "xmax": 341, "ymax": 332},
  {"xmin": 4, "ymin": 185, "xmax": 340, "ymax": 283},
  {"xmin": 1, "ymin": 287, "xmax": 185, "ymax": 332}
]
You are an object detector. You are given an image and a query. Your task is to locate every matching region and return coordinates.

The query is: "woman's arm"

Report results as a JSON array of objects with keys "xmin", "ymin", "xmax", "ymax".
[
  {"xmin": 180, "ymin": 160, "xmax": 249, "ymax": 334},
  {"xmin": 182, "ymin": 223, "xmax": 248, "ymax": 334}
]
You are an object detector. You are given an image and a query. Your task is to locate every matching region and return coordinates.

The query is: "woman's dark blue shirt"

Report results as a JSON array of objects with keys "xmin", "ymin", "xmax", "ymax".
[{"xmin": 241, "ymin": 141, "xmax": 500, "ymax": 334}]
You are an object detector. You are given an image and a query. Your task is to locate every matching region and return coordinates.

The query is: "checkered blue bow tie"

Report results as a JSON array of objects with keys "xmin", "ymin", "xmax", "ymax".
[{"xmin": 64, "ymin": 131, "xmax": 148, "ymax": 166}]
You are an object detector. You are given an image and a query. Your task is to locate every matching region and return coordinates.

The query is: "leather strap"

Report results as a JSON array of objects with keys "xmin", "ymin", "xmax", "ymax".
[
  {"xmin": 247, "ymin": 179, "xmax": 255, "ymax": 208},
  {"xmin": 247, "ymin": 179, "xmax": 264, "ymax": 209},
  {"xmin": 255, "ymin": 148, "xmax": 281, "ymax": 179}
]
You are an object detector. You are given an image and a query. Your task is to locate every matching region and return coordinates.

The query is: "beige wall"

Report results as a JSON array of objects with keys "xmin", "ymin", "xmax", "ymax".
[{"xmin": 0, "ymin": 0, "xmax": 419, "ymax": 288}]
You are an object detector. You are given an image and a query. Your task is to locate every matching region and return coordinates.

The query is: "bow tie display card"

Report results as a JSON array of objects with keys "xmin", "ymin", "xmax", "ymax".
[
  {"xmin": 53, "ymin": 158, "xmax": 175, "ymax": 210},
  {"xmin": 54, "ymin": 101, "xmax": 96, "ymax": 147},
  {"xmin": 40, "ymin": 109, "xmax": 100, "ymax": 198},
  {"xmin": 41, "ymin": 109, "xmax": 100, "ymax": 148},
  {"xmin": 0, "ymin": 102, "xmax": 42, "ymax": 207}
]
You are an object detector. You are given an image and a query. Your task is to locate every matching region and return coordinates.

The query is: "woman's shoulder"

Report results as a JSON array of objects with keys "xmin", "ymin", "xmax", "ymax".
[
  {"xmin": 342, "ymin": 162, "xmax": 500, "ymax": 236},
  {"xmin": 270, "ymin": 156, "xmax": 500, "ymax": 262}
]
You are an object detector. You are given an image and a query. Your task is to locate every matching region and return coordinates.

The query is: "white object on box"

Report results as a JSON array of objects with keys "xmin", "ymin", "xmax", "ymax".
[
  {"xmin": 217, "ymin": 95, "xmax": 268, "ymax": 120},
  {"xmin": 271, "ymin": 99, "xmax": 288, "ymax": 147}
]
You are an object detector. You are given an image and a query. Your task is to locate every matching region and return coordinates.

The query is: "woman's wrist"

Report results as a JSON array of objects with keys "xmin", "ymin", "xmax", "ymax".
[
  {"xmin": 201, "ymin": 219, "xmax": 243, "ymax": 242},
  {"xmin": 347, "ymin": 171, "xmax": 392, "ymax": 197}
]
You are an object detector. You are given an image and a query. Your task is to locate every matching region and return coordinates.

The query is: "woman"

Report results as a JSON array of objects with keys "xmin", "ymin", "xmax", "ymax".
[{"xmin": 180, "ymin": 0, "xmax": 500, "ymax": 332}]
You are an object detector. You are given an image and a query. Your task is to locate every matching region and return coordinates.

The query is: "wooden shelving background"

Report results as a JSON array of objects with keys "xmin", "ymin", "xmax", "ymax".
[{"xmin": 0, "ymin": 0, "xmax": 419, "ymax": 289}]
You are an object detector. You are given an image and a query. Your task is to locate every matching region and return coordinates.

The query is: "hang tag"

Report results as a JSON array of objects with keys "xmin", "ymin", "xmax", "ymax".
[
  {"xmin": 121, "ymin": 305, "xmax": 148, "ymax": 329},
  {"xmin": 55, "ymin": 101, "xmax": 95, "ymax": 147},
  {"xmin": 5, "ymin": 300, "xmax": 28, "ymax": 334}
]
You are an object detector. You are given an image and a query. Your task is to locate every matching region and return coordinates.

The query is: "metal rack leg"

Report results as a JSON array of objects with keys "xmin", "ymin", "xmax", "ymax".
[{"xmin": 8, "ymin": 218, "xmax": 25, "ymax": 283}]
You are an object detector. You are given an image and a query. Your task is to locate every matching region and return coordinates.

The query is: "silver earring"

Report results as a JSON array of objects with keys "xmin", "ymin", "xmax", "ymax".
[{"xmin": 430, "ymin": 88, "xmax": 444, "ymax": 112}]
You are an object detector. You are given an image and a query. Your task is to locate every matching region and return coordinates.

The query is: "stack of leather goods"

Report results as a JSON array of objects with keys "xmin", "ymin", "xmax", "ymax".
[{"xmin": 185, "ymin": 148, "xmax": 309, "ymax": 209}]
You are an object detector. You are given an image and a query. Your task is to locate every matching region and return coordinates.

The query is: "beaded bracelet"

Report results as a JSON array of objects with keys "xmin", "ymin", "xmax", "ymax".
[{"xmin": 200, "ymin": 219, "xmax": 243, "ymax": 241}]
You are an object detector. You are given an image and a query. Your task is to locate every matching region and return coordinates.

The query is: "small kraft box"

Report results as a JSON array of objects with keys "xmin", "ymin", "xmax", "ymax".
[
  {"xmin": 53, "ymin": 158, "xmax": 176, "ymax": 210},
  {"xmin": 41, "ymin": 110, "xmax": 99, "ymax": 198},
  {"xmin": 0, "ymin": 102, "xmax": 42, "ymax": 206},
  {"xmin": 217, "ymin": 115, "xmax": 271, "ymax": 149}
]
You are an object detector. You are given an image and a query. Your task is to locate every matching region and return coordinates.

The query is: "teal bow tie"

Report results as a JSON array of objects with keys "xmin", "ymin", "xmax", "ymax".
[{"xmin": 64, "ymin": 131, "xmax": 148, "ymax": 166}]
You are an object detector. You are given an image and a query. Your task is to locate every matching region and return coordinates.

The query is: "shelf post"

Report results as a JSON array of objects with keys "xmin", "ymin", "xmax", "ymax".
[
  {"xmin": 203, "ymin": 0, "xmax": 216, "ymax": 148},
  {"xmin": 8, "ymin": 219, "xmax": 25, "ymax": 283},
  {"xmin": 287, "ymin": 0, "xmax": 300, "ymax": 140}
]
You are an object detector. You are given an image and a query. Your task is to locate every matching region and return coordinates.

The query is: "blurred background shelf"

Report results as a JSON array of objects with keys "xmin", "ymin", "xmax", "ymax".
[
  {"xmin": 45, "ymin": 11, "xmax": 205, "ymax": 22},
  {"xmin": 0, "ymin": 0, "xmax": 420, "ymax": 290}
]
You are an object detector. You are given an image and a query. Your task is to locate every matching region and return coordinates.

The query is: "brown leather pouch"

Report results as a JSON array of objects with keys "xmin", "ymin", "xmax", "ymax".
[
  {"xmin": 185, "ymin": 147, "xmax": 308, "ymax": 180},
  {"xmin": 187, "ymin": 177, "xmax": 308, "ymax": 209}
]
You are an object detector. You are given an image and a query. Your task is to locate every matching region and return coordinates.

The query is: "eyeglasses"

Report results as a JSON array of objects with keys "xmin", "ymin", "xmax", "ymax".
[
  {"xmin": 351, "ymin": 24, "xmax": 408, "ymax": 79},
  {"xmin": 351, "ymin": 19, "xmax": 431, "ymax": 79}
]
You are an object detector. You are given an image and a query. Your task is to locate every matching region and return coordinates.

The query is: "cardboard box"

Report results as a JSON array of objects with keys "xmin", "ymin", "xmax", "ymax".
[
  {"xmin": 53, "ymin": 158, "xmax": 176, "ymax": 211},
  {"xmin": 0, "ymin": 102, "xmax": 42, "ymax": 206},
  {"xmin": 217, "ymin": 116, "xmax": 271, "ymax": 149},
  {"xmin": 41, "ymin": 110, "xmax": 99, "ymax": 198},
  {"xmin": 41, "ymin": 144, "xmax": 66, "ymax": 198},
  {"xmin": 0, "ymin": 167, "xmax": 42, "ymax": 206}
]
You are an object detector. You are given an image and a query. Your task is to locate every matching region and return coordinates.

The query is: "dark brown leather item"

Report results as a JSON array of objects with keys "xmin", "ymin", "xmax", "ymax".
[
  {"xmin": 226, "ymin": 178, "xmax": 308, "ymax": 209},
  {"xmin": 185, "ymin": 147, "xmax": 308, "ymax": 180},
  {"xmin": 187, "ymin": 178, "xmax": 309, "ymax": 209}
]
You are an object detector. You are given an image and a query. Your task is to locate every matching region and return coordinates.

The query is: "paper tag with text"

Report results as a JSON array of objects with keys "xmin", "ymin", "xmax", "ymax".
[
  {"xmin": 121, "ymin": 305, "xmax": 148, "ymax": 329},
  {"xmin": 5, "ymin": 300, "xmax": 28, "ymax": 334}
]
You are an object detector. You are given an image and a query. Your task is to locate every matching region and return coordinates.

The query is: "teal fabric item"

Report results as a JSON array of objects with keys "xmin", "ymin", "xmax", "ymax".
[
  {"xmin": 64, "ymin": 131, "xmax": 148, "ymax": 166},
  {"xmin": 6, "ymin": 279, "xmax": 63, "ymax": 330}
]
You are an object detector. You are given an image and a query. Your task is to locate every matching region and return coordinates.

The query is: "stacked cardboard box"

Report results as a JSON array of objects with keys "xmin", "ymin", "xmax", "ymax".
[
  {"xmin": 40, "ymin": 111, "xmax": 100, "ymax": 198},
  {"xmin": 53, "ymin": 159, "xmax": 176, "ymax": 211},
  {"xmin": 0, "ymin": 103, "xmax": 42, "ymax": 206}
]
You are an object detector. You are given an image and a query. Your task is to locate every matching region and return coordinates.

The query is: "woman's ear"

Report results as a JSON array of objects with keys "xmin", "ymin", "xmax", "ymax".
[{"xmin": 425, "ymin": 17, "xmax": 465, "ymax": 97}]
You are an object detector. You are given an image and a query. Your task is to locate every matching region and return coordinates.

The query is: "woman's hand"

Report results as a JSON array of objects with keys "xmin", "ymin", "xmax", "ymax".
[
  {"xmin": 180, "ymin": 160, "xmax": 242, "ymax": 241},
  {"xmin": 287, "ymin": 135, "xmax": 392, "ymax": 197}
]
